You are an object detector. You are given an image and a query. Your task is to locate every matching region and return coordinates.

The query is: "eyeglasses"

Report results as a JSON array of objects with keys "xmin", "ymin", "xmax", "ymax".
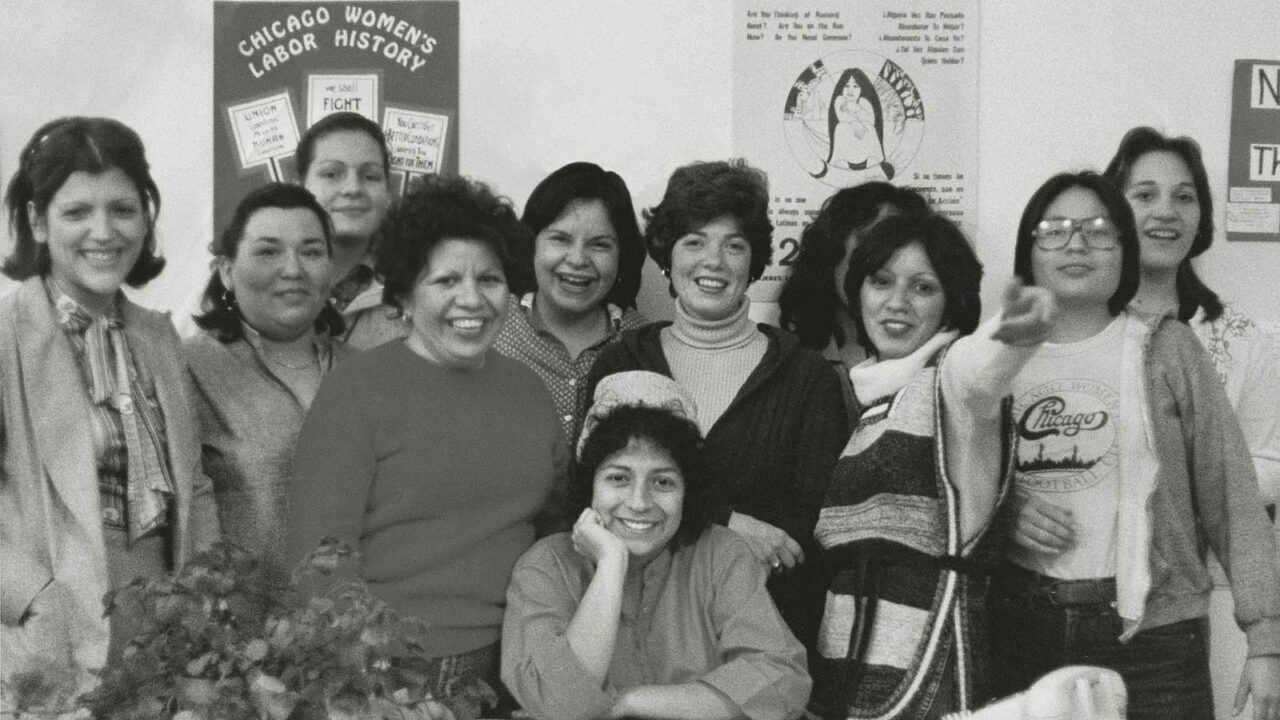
[{"xmin": 1032, "ymin": 217, "xmax": 1119, "ymax": 250}]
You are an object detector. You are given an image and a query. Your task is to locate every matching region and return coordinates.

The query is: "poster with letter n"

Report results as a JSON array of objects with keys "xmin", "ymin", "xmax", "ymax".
[
  {"xmin": 1226, "ymin": 59, "xmax": 1280, "ymax": 242},
  {"xmin": 213, "ymin": 1, "xmax": 458, "ymax": 237}
]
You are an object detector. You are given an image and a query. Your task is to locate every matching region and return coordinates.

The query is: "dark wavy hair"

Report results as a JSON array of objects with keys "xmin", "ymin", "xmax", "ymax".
[
  {"xmin": 377, "ymin": 174, "xmax": 528, "ymax": 313},
  {"xmin": 778, "ymin": 182, "xmax": 930, "ymax": 350},
  {"xmin": 511, "ymin": 162, "xmax": 646, "ymax": 309},
  {"xmin": 1103, "ymin": 126, "xmax": 1221, "ymax": 322},
  {"xmin": 296, "ymin": 111, "xmax": 390, "ymax": 180},
  {"xmin": 844, "ymin": 213, "xmax": 983, "ymax": 358},
  {"xmin": 643, "ymin": 159, "xmax": 774, "ymax": 283},
  {"xmin": 4, "ymin": 117, "xmax": 164, "ymax": 284},
  {"xmin": 194, "ymin": 183, "xmax": 343, "ymax": 343},
  {"xmin": 569, "ymin": 405, "xmax": 713, "ymax": 549},
  {"xmin": 1013, "ymin": 172, "xmax": 1140, "ymax": 317}
]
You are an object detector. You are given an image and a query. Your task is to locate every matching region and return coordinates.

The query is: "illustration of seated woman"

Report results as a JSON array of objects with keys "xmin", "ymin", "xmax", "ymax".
[
  {"xmin": 814, "ymin": 68, "xmax": 894, "ymax": 181},
  {"xmin": 501, "ymin": 370, "xmax": 812, "ymax": 720}
]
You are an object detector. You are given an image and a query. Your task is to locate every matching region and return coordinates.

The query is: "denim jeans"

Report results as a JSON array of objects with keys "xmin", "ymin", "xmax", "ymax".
[{"xmin": 988, "ymin": 563, "xmax": 1214, "ymax": 720}]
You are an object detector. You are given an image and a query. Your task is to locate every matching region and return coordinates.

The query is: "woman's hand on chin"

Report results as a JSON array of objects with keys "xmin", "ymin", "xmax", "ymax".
[
  {"xmin": 992, "ymin": 278, "xmax": 1057, "ymax": 347},
  {"xmin": 572, "ymin": 508, "xmax": 629, "ymax": 568}
]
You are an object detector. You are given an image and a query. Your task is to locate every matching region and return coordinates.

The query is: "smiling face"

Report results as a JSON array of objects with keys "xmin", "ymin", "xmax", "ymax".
[
  {"xmin": 859, "ymin": 241, "xmax": 947, "ymax": 360},
  {"xmin": 591, "ymin": 437, "xmax": 685, "ymax": 564},
  {"xmin": 32, "ymin": 168, "xmax": 148, "ymax": 314},
  {"xmin": 1123, "ymin": 151, "xmax": 1201, "ymax": 274},
  {"xmin": 533, "ymin": 198, "xmax": 620, "ymax": 321},
  {"xmin": 669, "ymin": 214, "xmax": 752, "ymax": 322},
  {"xmin": 302, "ymin": 130, "xmax": 391, "ymax": 242},
  {"xmin": 220, "ymin": 207, "xmax": 332, "ymax": 342},
  {"xmin": 1031, "ymin": 187, "xmax": 1123, "ymax": 310},
  {"xmin": 402, "ymin": 239, "xmax": 510, "ymax": 370}
]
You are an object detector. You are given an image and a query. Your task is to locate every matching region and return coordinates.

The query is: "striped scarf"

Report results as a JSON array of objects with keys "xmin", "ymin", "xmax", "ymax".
[{"xmin": 49, "ymin": 279, "xmax": 175, "ymax": 542}]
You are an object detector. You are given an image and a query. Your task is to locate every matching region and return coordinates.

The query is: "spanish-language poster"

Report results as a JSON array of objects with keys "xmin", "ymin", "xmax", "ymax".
[
  {"xmin": 213, "ymin": 1, "xmax": 458, "ymax": 237},
  {"xmin": 733, "ymin": 0, "xmax": 979, "ymax": 306},
  {"xmin": 1226, "ymin": 59, "xmax": 1280, "ymax": 242}
]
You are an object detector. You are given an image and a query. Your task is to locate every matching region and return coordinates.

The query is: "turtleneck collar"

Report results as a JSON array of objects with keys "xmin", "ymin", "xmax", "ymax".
[{"xmin": 669, "ymin": 296, "xmax": 758, "ymax": 350}]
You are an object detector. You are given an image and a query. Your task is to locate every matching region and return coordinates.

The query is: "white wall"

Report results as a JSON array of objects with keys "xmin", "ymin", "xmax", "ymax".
[
  {"xmin": 3, "ymin": 1, "xmax": 1277, "ymax": 323},
  {"xmin": 2, "ymin": 3, "xmax": 1277, "ymax": 716}
]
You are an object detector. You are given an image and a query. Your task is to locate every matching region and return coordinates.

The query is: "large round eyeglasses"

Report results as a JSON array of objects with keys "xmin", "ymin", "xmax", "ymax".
[{"xmin": 1032, "ymin": 217, "xmax": 1119, "ymax": 250}]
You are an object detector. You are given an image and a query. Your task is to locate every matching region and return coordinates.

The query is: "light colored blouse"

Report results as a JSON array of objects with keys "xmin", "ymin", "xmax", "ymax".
[{"xmin": 502, "ymin": 525, "xmax": 812, "ymax": 720}]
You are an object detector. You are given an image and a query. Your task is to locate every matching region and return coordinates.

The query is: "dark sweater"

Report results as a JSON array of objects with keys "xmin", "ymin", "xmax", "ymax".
[
  {"xmin": 287, "ymin": 342, "xmax": 566, "ymax": 656},
  {"xmin": 586, "ymin": 322, "xmax": 847, "ymax": 651}
]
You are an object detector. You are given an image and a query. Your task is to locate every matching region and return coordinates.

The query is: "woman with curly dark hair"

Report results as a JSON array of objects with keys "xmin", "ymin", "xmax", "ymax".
[
  {"xmin": 503, "ymin": 373, "xmax": 811, "ymax": 720},
  {"xmin": 286, "ymin": 175, "xmax": 567, "ymax": 707},
  {"xmin": 777, "ymin": 182, "xmax": 929, "ymax": 425},
  {"xmin": 587, "ymin": 159, "xmax": 846, "ymax": 664}
]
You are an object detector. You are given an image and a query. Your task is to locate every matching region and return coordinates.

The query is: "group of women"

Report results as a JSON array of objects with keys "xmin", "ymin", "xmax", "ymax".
[{"xmin": 0, "ymin": 111, "xmax": 1276, "ymax": 720}]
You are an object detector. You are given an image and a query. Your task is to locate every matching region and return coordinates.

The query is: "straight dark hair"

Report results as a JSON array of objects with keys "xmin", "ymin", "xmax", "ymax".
[
  {"xmin": 778, "ymin": 182, "xmax": 930, "ymax": 350},
  {"xmin": 4, "ymin": 117, "xmax": 164, "ymax": 284},
  {"xmin": 514, "ymin": 162, "xmax": 646, "ymax": 309},
  {"xmin": 1103, "ymin": 126, "xmax": 1221, "ymax": 322},
  {"xmin": 195, "ymin": 183, "xmax": 344, "ymax": 342},
  {"xmin": 1013, "ymin": 171, "xmax": 1140, "ymax": 317},
  {"xmin": 844, "ymin": 213, "xmax": 983, "ymax": 358},
  {"xmin": 295, "ymin": 111, "xmax": 390, "ymax": 180}
]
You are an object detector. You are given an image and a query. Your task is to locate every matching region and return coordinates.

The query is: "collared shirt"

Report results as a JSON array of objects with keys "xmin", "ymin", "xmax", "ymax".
[
  {"xmin": 494, "ymin": 293, "xmax": 648, "ymax": 441},
  {"xmin": 45, "ymin": 278, "xmax": 170, "ymax": 532},
  {"xmin": 502, "ymin": 526, "xmax": 811, "ymax": 720}
]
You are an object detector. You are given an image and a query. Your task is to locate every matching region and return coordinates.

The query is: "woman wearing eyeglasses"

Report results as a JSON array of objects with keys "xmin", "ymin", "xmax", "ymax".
[{"xmin": 990, "ymin": 171, "xmax": 1280, "ymax": 720}]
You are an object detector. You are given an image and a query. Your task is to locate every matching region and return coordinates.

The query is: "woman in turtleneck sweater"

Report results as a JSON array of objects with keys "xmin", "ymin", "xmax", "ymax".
[{"xmin": 586, "ymin": 159, "xmax": 847, "ymax": 662}]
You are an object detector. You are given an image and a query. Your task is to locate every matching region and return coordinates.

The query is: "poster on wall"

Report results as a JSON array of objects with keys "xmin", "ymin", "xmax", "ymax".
[
  {"xmin": 213, "ymin": 1, "xmax": 458, "ymax": 237},
  {"xmin": 1226, "ymin": 59, "xmax": 1280, "ymax": 242},
  {"xmin": 732, "ymin": 0, "xmax": 979, "ymax": 309}
]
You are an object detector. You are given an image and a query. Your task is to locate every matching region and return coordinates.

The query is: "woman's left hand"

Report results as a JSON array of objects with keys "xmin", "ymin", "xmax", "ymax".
[
  {"xmin": 728, "ymin": 512, "xmax": 803, "ymax": 573},
  {"xmin": 1235, "ymin": 655, "xmax": 1280, "ymax": 720},
  {"xmin": 991, "ymin": 278, "xmax": 1056, "ymax": 347}
]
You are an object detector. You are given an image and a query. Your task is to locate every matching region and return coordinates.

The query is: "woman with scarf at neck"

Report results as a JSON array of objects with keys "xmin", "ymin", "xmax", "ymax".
[
  {"xmin": 1, "ymin": 117, "xmax": 218, "ymax": 705},
  {"xmin": 809, "ymin": 211, "xmax": 1055, "ymax": 719}
]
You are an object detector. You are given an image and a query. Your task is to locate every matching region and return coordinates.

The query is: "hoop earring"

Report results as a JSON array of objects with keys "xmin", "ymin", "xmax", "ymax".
[{"xmin": 222, "ymin": 288, "xmax": 237, "ymax": 309}]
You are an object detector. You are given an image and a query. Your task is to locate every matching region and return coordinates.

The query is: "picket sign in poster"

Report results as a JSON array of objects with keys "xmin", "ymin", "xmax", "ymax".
[
  {"xmin": 213, "ymin": 1, "xmax": 458, "ymax": 236},
  {"xmin": 732, "ymin": 0, "xmax": 979, "ymax": 306},
  {"xmin": 1226, "ymin": 59, "xmax": 1280, "ymax": 242}
]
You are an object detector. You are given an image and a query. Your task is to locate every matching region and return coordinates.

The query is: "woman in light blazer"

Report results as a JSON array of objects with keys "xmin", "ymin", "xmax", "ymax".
[{"xmin": 0, "ymin": 117, "xmax": 218, "ymax": 706}]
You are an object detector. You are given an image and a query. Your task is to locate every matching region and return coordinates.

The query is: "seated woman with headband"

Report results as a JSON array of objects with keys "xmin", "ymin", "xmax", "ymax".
[{"xmin": 502, "ymin": 371, "xmax": 811, "ymax": 720}]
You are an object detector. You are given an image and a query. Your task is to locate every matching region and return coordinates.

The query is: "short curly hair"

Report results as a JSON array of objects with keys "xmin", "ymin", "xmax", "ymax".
[
  {"xmin": 778, "ymin": 182, "xmax": 930, "ymax": 350},
  {"xmin": 376, "ymin": 175, "xmax": 529, "ymax": 313},
  {"xmin": 845, "ymin": 213, "xmax": 984, "ymax": 357},
  {"xmin": 569, "ymin": 405, "xmax": 714, "ymax": 549},
  {"xmin": 643, "ymin": 159, "xmax": 774, "ymax": 281}
]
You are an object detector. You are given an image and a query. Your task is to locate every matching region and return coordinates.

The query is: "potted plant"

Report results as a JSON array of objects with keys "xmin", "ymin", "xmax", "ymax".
[{"xmin": 3, "ymin": 539, "xmax": 496, "ymax": 720}]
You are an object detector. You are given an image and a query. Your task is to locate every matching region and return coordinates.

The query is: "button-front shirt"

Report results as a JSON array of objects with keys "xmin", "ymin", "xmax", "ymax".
[
  {"xmin": 493, "ymin": 293, "xmax": 648, "ymax": 442},
  {"xmin": 502, "ymin": 526, "xmax": 811, "ymax": 720}
]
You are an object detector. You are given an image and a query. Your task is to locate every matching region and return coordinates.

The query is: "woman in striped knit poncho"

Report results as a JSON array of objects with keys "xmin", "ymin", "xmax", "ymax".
[{"xmin": 810, "ymin": 212, "xmax": 1056, "ymax": 720}]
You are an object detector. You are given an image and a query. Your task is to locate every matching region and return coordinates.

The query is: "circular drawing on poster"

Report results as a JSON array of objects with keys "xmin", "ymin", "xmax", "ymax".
[{"xmin": 784, "ymin": 51, "xmax": 925, "ymax": 187}]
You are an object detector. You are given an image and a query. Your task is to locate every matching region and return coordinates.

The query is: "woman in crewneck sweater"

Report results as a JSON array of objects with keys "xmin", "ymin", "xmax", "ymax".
[{"xmin": 587, "ymin": 159, "xmax": 847, "ymax": 661}]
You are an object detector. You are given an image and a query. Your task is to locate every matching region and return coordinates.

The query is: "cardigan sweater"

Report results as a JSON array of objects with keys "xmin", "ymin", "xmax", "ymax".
[
  {"xmin": 1086, "ymin": 314, "xmax": 1280, "ymax": 654},
  {"xmin": 286, "ymin": 342, "xmax": 566, "ymax": 657},
  {"xmin": 184, "ymin": 329, "xmax": 353, "ymax": 568},
  {"xmin": 587, "ymin": 322, "xmax": 847, "ymax": 653}
]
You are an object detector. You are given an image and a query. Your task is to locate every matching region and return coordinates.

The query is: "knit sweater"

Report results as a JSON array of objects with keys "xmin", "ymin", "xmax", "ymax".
[
  {"xmin": 587, "ymin": 322, "xmax": 847, "ymax": 652},
  {"xmin": 661, "ymin": 298, "xmax": 768, "ymax": 432},
  {"xmin": 287, "ymin": 342, "xmax": 567, "ymax": 656}
]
